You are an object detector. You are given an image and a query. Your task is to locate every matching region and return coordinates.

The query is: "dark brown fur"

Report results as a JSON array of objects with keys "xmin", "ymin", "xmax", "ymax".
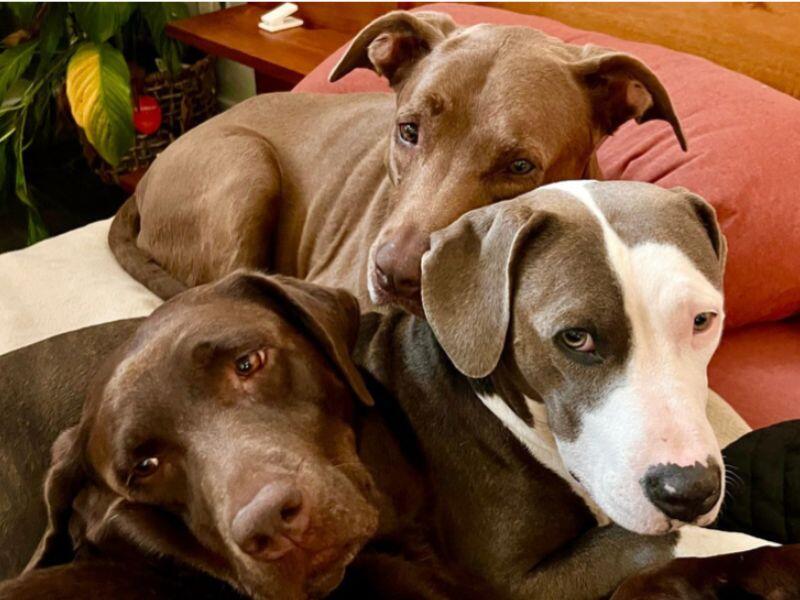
[{"xmin": 0, "ymin": 274, "xmax": 481, "ymax": 599}]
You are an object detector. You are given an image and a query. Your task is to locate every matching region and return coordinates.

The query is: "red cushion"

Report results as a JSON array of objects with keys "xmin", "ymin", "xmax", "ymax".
[
  {"xmin": 709, "ymin": 321, "xmax": 800, "ymax": 428},
  {"xmin": 295, "ymin": 3, "xmax": 800, "ymax": 330}
]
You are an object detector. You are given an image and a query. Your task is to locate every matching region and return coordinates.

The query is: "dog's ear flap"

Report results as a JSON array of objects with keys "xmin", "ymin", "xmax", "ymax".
[
  {"xmin": 572, "ymin": 47, "xmax": 687, "ymax": 151},
  {"xmin": 25, "ymin": 426, "xmax": 85, "ymax": 571},
  {"xmin": 329, "ymin": 11, "xmax": 457, "ymax": 86},
  {"xmin": 229, "ymin": 272, "xmax": 375, "ymax": 406},
  {"xmin": 422, "ymin": 203, "xmax": 550, "ymax": 379},
  {"xmin": 672, "ymin": 187, "xmax": 728, "ymax": 270}
]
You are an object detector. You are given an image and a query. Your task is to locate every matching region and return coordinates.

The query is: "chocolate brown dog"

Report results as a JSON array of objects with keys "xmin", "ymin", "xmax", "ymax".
[
  {"xmin": 0, "ymin": 273, "xmax": 475, "ymax": 599},
  {"xmin": 110, "ymin": 10, "xmax": 684, "ymax": 313},
  {"xmin": 9, "ymin": 274, "xmax": 383, "ymax": 599}
]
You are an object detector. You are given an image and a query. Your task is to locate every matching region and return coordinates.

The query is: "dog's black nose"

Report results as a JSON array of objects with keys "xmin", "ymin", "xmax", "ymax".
[
  {"xmin": 642, "ymin": 459, "xmax": 721, "ymax": 523},
  {"xmin": 231, "ymin": 480, "xmax": 309, "ymax": 561}
]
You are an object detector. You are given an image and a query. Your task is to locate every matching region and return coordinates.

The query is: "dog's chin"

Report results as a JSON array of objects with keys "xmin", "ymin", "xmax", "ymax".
[
  {"xmin": 594, "ymin": 494, "xmax": 722, "ymax": 536},
  {"xmin": 305, "ymin": 539, "xmax": 365, "ymax": 598},
  {"xmin": 393, "ymin": 293, "xmax": 424, "ymax": 317},
  {"xmin": 367, "ymin": 273, "xmax": 424, "ymax": 317},
  {"xmin": 235, "ymin": 540, "xmax": 362, "ymax": 600}
]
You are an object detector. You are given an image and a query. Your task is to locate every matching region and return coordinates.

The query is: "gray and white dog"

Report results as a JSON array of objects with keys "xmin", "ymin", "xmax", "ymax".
[{"xmin": 356, "ymin": 180, "xmax": 791, "ymax": 597}]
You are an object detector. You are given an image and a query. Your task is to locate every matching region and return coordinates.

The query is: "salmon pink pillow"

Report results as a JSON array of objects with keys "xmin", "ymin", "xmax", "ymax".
[{"xmin": 295, "ymin": 3, "xmax": 800, "ymax": 329}]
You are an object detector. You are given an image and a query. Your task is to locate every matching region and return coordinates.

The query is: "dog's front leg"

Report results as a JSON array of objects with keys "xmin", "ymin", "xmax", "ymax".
[
  {"xmin": 514, "ymin": 525, "xmax": 674, "ymax": 600},
  {"xmin": 515, "ymin": 524, "xmax": 774, "ymax": 600},
  {"xmin": 613, "ymin": 540, "xmax": 800, "ymax": 599}
]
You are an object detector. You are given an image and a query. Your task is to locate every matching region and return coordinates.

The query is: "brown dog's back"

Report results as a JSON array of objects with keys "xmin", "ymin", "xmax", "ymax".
[{"xmin": 109, "ymin": 93, "xmax": 394, "ymax": 302}]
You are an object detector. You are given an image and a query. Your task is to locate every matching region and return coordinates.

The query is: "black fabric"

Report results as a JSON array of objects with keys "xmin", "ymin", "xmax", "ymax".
[{"xmin": 715, "ymin": 420, "xmax": 800, "ymax": 544}]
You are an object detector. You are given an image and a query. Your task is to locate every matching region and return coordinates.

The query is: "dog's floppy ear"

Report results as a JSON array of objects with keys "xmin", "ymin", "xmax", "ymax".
[
  {"xmin": 329, "ymin": 11, "xmax": 457, "ymax": 86},
  {"xmin": 572, "ymin": 46, "xmax": 686, "ymax": 151},
  {"xmin": 227, "ymin": 272, "xmax": 374, "ymax": 406},
  {"xmin": 421, "ymin": 203, "xmax": 551, "ymax": 379},
  {"xmin": 672, "ymin": 187, "xmax": 728, "ymax": 270},
  {"xmin": 25, "ymin": 426, "xmax": 85, "ymax": 571}
]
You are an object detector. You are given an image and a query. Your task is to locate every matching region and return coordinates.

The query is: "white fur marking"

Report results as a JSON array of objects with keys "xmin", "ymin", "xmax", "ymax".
[
  {"xmin": 474, "ymin": 390, "xmax": 610, "ymax": 526},
  {"xmin": 540, "ymin": 181, "xmax": 726, "ymax": 535},
  {"xmin": 674, "ymin": 525, "xmax": 777, "ymax": 558}
]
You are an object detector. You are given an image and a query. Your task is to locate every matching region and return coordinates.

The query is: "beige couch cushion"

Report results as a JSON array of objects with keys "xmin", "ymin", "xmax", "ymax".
[{"xmin": 0, "ymin": 219, "xmax": 160, "ymax": 356}]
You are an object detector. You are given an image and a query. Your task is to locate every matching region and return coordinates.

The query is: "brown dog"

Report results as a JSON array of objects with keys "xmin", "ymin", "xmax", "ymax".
[
  {"xmin": 19, "ymin": 274, "xmax": 381, "ymax": 599},
  {"xmin": 110, "ymin": 10, "xmax": 684, "ymax": 313},
  {"xmin": 2, "ymin": 272, "xmax": 477, "ymax": 599}
]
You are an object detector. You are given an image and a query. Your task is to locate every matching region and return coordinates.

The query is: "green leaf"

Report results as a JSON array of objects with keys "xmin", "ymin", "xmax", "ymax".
[
  {"xmin": 36, "ymin": 4, "xmax": 67, "ymax": 74},
  {"xmin": 66, "ymin": 41, "xmax": 133, "ymax": 165},
  {"xmin": 11, "ymin": 120, "xmax": 47, "ymax": 243},
  {"xmin": 0, "ymin": 141, "xmax": 7, "ymax": 200},
  {"xmin": 30, "ymin": 83, "xmax": 52, "ymax": 142},
  {"xmin": 0, "ymin": 40, "xmax": 38, "ymax": 103},
  {"xmin": 8, "ymin": 2, "xmax": 36, "ymax": 27},
  {"xmin": 72, "ymin": 3, "xmax": 134, "ymax": 43},
  {"xmin": 0, "ymin": 112, "xmax": 15, "ymax": 143},
  {"xmin": 141, "ymin": 3, "xmax": 188, "ymax": 75}
]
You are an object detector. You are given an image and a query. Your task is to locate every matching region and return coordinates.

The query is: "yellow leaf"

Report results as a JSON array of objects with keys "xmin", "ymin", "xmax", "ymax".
[{"xmin": 66, "ymin": 42, "xmax": 133, "ymax": 166}]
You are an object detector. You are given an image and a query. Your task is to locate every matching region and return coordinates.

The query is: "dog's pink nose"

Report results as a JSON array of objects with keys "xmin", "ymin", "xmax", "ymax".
[
  {"xmin": 374, "ymin": 228, "xmax": 430, "ymax": 299},
  {"xmin": 231, "ymin": 480, "xmax": 309, "ymax": 561}
]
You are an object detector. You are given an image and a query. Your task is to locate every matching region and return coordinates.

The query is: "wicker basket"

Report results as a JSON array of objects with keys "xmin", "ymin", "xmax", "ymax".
[{"xmin": 87, "ymin": 56, "xmax": 218, "ymax": 184}]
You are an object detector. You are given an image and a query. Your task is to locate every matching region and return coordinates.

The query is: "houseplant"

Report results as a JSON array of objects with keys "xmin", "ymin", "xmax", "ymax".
[{"xmin": 0, "ymin": 2, "xmax": 190, "ymax": 243}]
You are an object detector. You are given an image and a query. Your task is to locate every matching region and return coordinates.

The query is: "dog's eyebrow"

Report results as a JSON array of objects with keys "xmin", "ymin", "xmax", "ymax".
[
  {"xmin": 184, "ymin": 330, "xmax": 268, "ymax": 360},
  {"xmin": 529, "ymin": 303, "xmax": 598, "ymax": 339},
  {"xmin": 489, "ymin": 137, "xmax": 543, "ymax": 163},
  {"xmin": 424, "ymin": 92, "xmax": 449, "ymax": 115}
]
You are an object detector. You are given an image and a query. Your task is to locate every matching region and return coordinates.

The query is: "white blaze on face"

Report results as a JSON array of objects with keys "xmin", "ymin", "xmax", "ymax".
[{"xmin": 542, "ymin": 181, "xmax": 725, "ymax": 535}]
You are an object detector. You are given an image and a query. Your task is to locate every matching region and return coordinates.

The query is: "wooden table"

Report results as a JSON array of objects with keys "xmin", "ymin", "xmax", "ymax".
[{"xmin": 165, "ymin": 4, "xmax": 383, "ymax": 92}]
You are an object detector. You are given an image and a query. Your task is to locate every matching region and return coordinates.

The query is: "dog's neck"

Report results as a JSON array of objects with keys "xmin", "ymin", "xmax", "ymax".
[{"xmin": 469, "ymin": 377, "xmax": 610, "ymax": 526}]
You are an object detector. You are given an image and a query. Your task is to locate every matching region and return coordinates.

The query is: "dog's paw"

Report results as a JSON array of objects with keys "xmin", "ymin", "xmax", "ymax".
[{"xmin": 611, "ymin": 545, "xmax": 800, "ymax": 599}]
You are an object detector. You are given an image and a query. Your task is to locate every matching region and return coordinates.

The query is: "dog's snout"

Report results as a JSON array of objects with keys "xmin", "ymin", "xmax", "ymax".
[
  {"xmin": 374, "ymin": 228, "xmax": 430, "ymax": 298},
  {"xmin": 642, "ymin": 459, "xmax": 721, "ymax": 523},
  {"xmin": 231, "ymin": 480, "xmax": 309, "ymax": 561}
]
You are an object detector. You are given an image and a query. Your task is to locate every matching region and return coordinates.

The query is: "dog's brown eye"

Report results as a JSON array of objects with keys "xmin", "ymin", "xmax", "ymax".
[
  {"xmin": 132, "ymin": 457, "xmax": 160, "ymax": 479},
  {"xmin": 560, "ymin": 329, "xmax": 595, "ymax": 352},
  {"xmin": 509, "ymin": 159, "xmax": 534, "ymax": 175},
  {"xmin": 693, "ymin": 312, "xmax": 717, "ymax": 333},
  {"xmin": 398, "ymin": 122, "xmax": 419, "ymax": 145},
  {"xmin": 234, "ymin": 350, "xmax": 266, "ymax": 377}
]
